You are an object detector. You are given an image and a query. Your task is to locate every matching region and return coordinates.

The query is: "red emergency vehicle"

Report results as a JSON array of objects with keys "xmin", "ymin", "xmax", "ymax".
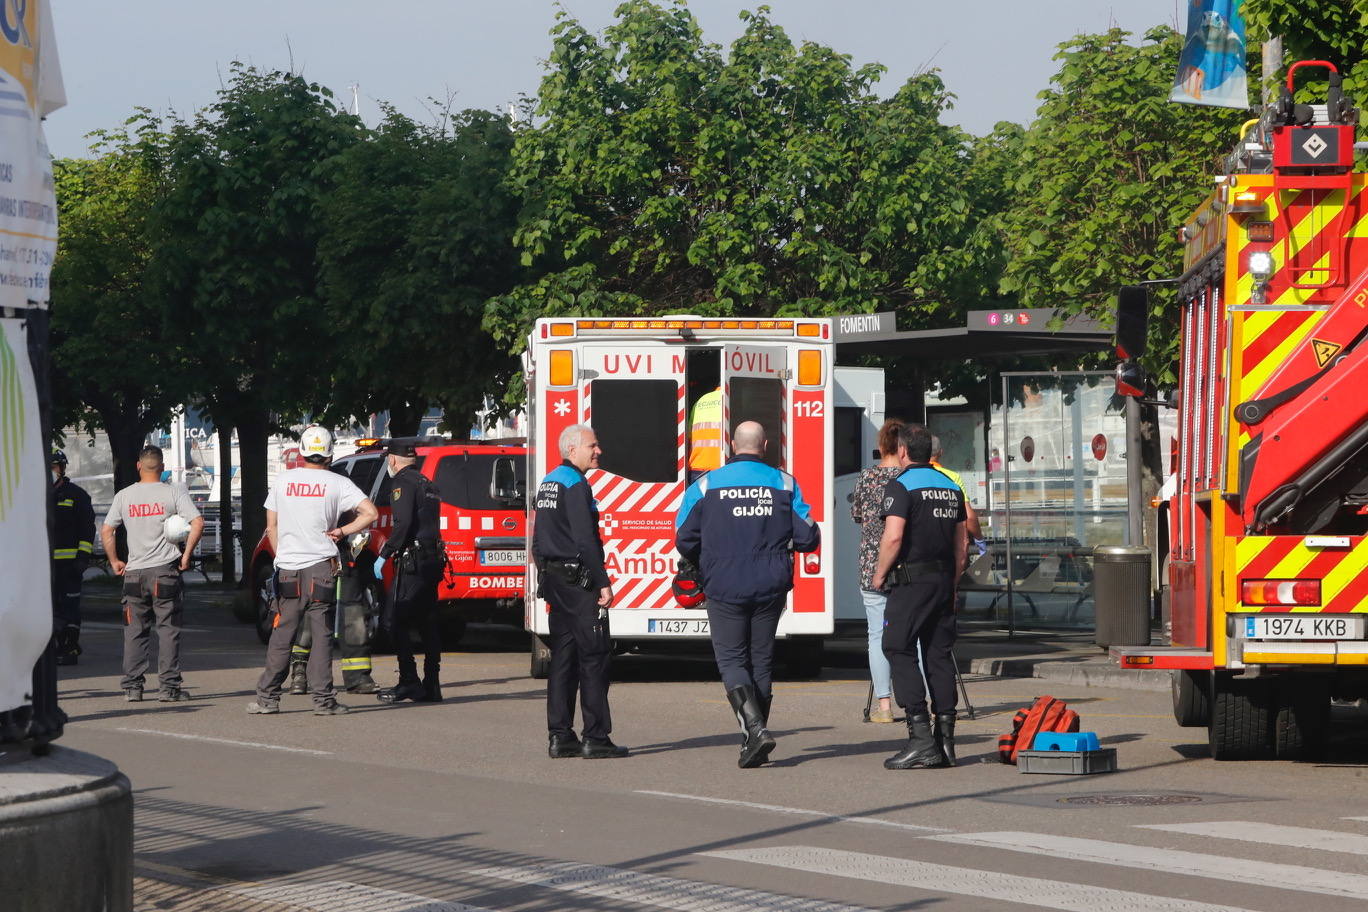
[{"xmin": 246, "ymin": 438, "xmax": 528, "ymax": 643}]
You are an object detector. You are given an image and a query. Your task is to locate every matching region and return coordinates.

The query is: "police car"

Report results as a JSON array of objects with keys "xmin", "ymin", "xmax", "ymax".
[{"xmin": 244, "ymin": 438, "xmax": 528, "ymax": 644}]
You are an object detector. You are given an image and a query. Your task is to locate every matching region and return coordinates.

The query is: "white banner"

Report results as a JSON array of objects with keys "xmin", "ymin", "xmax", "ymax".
[{"xmin": 0, "ymin": 0, "xmax": 64, "ymax": 713}]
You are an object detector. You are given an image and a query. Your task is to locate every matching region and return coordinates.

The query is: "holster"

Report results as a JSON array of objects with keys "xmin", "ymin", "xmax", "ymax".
[{"xmin": 543, "ymin": 559, "xmax": 593, "ymax": 591}]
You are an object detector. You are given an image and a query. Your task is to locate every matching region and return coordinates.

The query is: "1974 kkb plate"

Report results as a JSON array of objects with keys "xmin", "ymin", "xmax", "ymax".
[{"xmin": 1244, "ymin": 615, "xmax": 1365, "ymax": 639}]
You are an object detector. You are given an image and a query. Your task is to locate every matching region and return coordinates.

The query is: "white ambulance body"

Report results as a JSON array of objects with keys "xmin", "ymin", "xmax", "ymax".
[{"xmin": 524, "ymin": 316, "xmax": 884, "ymax": 670}]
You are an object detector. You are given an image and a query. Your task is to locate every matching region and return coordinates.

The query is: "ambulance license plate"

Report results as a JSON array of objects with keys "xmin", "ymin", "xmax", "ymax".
[
  {"xmin": 479, "ymin": 549, "xmax": 525, "ymax": 566},
  {"xmin": 1243, "ymin": 615, "xmax": 1364, "ymax": 639},
  {"xmin": 648, "ymin": 618, "xmax": 710, "ymax": 635}
]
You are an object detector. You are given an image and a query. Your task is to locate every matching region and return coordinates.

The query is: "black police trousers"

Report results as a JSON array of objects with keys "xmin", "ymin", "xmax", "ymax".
[
  {"xmin": 544, "ymin": 574, "xmax": 612, "ymax": 741},
  {"xmin": 385, "ymin": 556, "xmax": 444, "ymax": 685},
  {"xmin": 706, "ymin": 595, "xmax": 784, "ymax": 704},
  {"xmin": 882, "ymin": 572, "xmax": 958, "ymax": 716}
]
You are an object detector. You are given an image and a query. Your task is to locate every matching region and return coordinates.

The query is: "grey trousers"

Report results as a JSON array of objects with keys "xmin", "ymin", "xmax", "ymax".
[
  {"xmin": 256, "ymin": 559, "xmax": 338, "ymax": 706},
  {"xmin": 120, "ymin": 562, "xmax": 184, "ymax": 691}
]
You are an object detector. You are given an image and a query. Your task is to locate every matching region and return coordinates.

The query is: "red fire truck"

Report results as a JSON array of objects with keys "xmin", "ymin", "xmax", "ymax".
[
  {"xmin": 1112, "ymin": 62, "xmax": 1368, "ymax": 759},
  {"xmin": 245, "ymin": 438, "xmax": 527, "ymax": 643}
]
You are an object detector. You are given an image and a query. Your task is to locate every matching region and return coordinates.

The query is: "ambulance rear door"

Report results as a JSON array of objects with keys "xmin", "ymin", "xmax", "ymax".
[{"xmin": 832, "ymin": 367, "xmax": 885, "ymax": 626}]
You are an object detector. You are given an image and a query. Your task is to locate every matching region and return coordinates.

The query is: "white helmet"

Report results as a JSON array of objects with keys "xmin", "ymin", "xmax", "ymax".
[
  {"xmin": 163, "ymin": 514, "xmax": 191, "ymax": 544},
  {"xmin": 298, "ymin": 425, "xmax": 334, "ymax": 460}
]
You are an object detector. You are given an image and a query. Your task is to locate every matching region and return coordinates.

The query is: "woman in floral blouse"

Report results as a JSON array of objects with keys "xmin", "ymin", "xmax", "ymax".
[{"xmin": 850, "ymin": 419, "xmax": 905, "ymax": 723}]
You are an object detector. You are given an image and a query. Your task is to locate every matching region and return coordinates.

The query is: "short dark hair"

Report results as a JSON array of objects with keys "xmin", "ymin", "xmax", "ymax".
[
  {"xmin": 897, "ymin": 423, "xmax": 933, "ymax": 463},
  {"xmin": 877, "ymin": 419, "xmax": 904, "ymax": 458},
  {"xmin": 139, "ymin": 445, "xmax": 164, "ymax": 463}
]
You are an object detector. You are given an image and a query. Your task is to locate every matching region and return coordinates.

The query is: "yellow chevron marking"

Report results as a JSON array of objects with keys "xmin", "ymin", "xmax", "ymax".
[
  {"xmin": 1241, "ymin": 307, "xmax": 1326, "ymax": 396},
  {"xmin": 1317, "ymin": 544, "xmax": 1368, "ymax": 608},
  {"xmin": 1267, "ymin": 543, "xmax": 1318, "ymax": 580}
]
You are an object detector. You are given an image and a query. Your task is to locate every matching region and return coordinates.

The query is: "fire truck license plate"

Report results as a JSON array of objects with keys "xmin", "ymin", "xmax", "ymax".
[
  {"xmin": 478, "ymin": 549, "xmax": 525, "ymax": 566},
  {"xmin": 1243, "ymin": 616, "xmax": 1365, "ymax": 639},
  {"xmin": 648, "ymin": 618, "xmax": 710, "ymax": 635}
]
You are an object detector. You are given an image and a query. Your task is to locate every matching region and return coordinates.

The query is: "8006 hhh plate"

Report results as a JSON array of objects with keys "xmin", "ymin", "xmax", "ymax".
[
  {"xmin": 479, "ymin": 549, "xmax": 525, "ymax": 566},
  {"xmin": 1243, "ymin": 614, "xmax": 1365, "ymax": 640},
  {"xmin": 648, "ymin": 618, "xmax": 710, "ymax": 635}
]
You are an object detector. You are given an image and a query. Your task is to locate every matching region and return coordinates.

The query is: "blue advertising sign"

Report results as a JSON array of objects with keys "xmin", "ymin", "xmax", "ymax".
[{"xmin": 1170, "ymin": 0, "xmax": 1249, "ymax": 109}]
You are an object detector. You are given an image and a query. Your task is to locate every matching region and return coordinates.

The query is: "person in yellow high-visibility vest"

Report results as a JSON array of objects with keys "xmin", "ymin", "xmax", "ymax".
[{"xmin": 688, "ymin": 387, "xmax": 724, "ymax": 477}]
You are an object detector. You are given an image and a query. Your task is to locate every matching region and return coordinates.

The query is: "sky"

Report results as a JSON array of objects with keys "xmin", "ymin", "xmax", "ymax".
[{"xmin": 47, "ymin": 0, "xmax": 1184, "ymax": 159}]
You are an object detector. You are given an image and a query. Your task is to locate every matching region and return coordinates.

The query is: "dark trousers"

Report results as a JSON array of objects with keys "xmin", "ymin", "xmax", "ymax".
[
  {"xmin": 706, "ymin": 595, "xmax": 785, "ymax": 704},
  {"xmin": 257, "ymin": 560, "xmax": 338, "ymax": 706},
  {"xmin": 545, "ymin": 574, "xmax": 612, "ymax": 740},
  {"xmin": 54, "ymin": 560, "xmax": 84, "ymax": 630},
  {"xmin": 882, "ymin": 573, "xmax": 958, "ymax": 716},
  {"xmin": 385, "ymin": 558, "xmax": 443, "ymax": 684},
  {"xmin": 120, "ymin": 562, "xmax": 184, "ymax": 691}
]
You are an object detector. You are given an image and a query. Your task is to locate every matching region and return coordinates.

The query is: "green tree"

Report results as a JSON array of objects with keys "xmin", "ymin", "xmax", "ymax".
[
  {"xmin": 1245, "ymin": 0, "xmax": 1368, "ymax": 99},
  {"xmin": 316, "ymin": 108, "xmax": 521, "ymax": 436},
  {"xmin": 486, "ymin": 1, "xmax": 985, "ymax": 360},
  {"xmin": 998, "ymin": 26, "xmax": 1245, "ymax": 385},
  {"xmin": 51, "ymin": 120, "xmax": 189, "ymax": 490},
  {"xmin": 155, "ymin": 65, "xmax": 363, "ymax": 561}
]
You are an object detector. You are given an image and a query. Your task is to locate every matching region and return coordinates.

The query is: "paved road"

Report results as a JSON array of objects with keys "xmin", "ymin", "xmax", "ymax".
[{"xmin": 53, "ymin": 584, "xmax": 1368, "ymax": 912}]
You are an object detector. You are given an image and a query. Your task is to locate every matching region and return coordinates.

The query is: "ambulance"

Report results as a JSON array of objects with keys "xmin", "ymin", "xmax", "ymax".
[{"xmin": 524, "ymin": 317, "xmax": 885, "ymax": 677}]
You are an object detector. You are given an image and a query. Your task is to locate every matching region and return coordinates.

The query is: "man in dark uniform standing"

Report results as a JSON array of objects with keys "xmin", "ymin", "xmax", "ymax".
[
  {"xmin": 871, "ymin": 423, "xmax": 968, "ymax": 770},
  {"xmin": 676, "ymin": 421, "xmax": 820, "ymax": 768},
  {"xmin": 533, "ymin": 423, "xmax": 626, "ymax": 759},
  {"xmin": 375, "ymin": 437, "xmax": 446, "ymax": 704},
  {"xmin": 50, "ymin": 450, "xmax": 95, "ymax": 665}
]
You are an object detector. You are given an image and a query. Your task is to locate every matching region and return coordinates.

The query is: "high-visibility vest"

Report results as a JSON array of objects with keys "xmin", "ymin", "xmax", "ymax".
[
  {"xmin": 688, "ymin": 389, "xmax": 723, "ymax": 471},
  {"xmin": 931, "ymin": 460, "xmax": 969, "ymax": 501}
]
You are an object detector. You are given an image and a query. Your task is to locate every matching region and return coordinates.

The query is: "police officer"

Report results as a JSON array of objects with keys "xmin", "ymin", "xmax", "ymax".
[
  {"xmin": 248, "ymin": 426, "xmax": 378, "ymax": 716},
  {"xmin": 288, "ymin": 530, "xmax": 379, "ymax": 696},
  {"xmin": 676, "ymin": 421, "xmax": 819, "ymax": 768},
  {"xmin": 375, "ymin": 437, "xmax": 446, "ymax": 704},
  {"xmin": 871, "ymin": 423, "xmax": 968, "ymax": 769},
  {"xmin": 533, "ymin": 423, "xmax": 626, "ymax": 759},
  {"xmin": 50, "ymin": 450, "xmax": 95, "ymax": 665},
  {"xmin": 102, "ymin": 446, "xmax": 205, "ymax": 702}
]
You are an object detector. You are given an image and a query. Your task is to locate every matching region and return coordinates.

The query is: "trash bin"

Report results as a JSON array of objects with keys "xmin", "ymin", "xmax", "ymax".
[{"xmin": 1093, "ymin": 545, "xmax": 1152, "ymax": 648}]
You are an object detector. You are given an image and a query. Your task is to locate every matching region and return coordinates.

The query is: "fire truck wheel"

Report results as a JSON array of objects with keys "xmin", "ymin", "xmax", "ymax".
[
  {"xmin": 530, "ymin": 634, "xmax": 552, "ymax": 679},
  {"xmin": 1171, "ymin": 670, "xmax": 1211, "ymax": 728},
  {"xmin": 253, "ymin": 561, "xmax": 274, "ymax": 645},
  {"xmin": 1208, "ymin": 672, "xmax": 1275, "ymax": 761},
  {"xmin": 1274, "ymin": 677, "xmax": 1331, "ymax": 761},
  {"xmin": 440, "ymin": 617, "xmax": 467, "ymax": 648},
  {"xmin": 780, "ymin": 637, "xmax": 824, "ymax": 680}
]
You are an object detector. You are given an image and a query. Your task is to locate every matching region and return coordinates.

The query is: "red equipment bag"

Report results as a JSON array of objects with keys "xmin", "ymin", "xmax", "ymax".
[{"xmin": 997, "ymin": 695, "xmax": 1080, "ymax": 764}]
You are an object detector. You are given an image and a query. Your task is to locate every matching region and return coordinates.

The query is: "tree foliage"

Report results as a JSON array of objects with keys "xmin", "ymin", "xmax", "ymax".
[
  {"xmin": 487, "ymin": 1, "xmax": 989, "ymax": 354},
  {"xmin": 997, "ymin": 26, "xmax": 1245, "ymax": 384},
  {"xmin": 1245, "ymin": 0, "xmax": 1368, "ymax": 100},
  {"xmin": 316, "ymin": 108, "xmax": 521, "ymax": 435}
]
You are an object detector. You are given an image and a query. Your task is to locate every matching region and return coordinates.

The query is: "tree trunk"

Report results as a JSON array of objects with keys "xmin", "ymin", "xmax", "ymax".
[
  {"xmin": 100, "ymin": 410, "xmax": 149, "ymax": 492},
  {"xmin": 385, "ymin": 398, "xmax": 427, "ymax": 438},
  {"xmin": 217, "ymin": 423, "xmax": 236, "ymax": 586},
  {"xmin": 236, "ymin": 409, "xmax": 271, "ymax": 575}
]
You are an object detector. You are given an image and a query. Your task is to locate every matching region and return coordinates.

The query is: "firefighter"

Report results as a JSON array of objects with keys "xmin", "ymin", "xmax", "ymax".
[
  {"xmin": 375, "ymin": 437, "xmax": 446, "ymax": 705},
  {"xmin": 102, "ymin": 445, "xmax": 204, "ymax": 702},
  {"xmin": 288, "ymin": 528, "xmax": 378, "ymax": 696},
  {"xmin": 248, "ymin": 426, "xmax": 378, "ymax": 716},
  {"xmin": 871, "ymin": 423, "xmax": 968, "ymax": 769},
  {"xmin": 533, "ymin": 423, "xmax": 626, "ymax": 759},
  {"xmin": 675, "ymin": 420, "xmax": 820, "ymax": 768},
  {"xmin": 50, "ymin": 449, "xmax": 95, "ymax": 665},
  {"xmin": 687, "ymin": 386, "xmax": 723, "ymax": 478}
]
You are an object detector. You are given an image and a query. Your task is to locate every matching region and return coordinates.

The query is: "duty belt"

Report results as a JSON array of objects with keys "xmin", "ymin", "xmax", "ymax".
[
  {"xmin": 542, "ymin": 558, "xmax": 594, "ymax": 590},
  {"xmin": 893, "ymin": 559, "xmax": 951, "ymax": 584}
]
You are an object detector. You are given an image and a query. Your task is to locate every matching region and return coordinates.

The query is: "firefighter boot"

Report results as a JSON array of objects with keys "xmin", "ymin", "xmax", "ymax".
[
  {"xmin": 288, "ymin": 660, "xmax": 308, "ymax": 695},
  {"xmin": 884, "ymin": 713, "xmax": 947, "ymax": 770},
  {"xmin": 345, "ymin": 673, "xmax": 378, "ymax": 695},
  {"xmin": 727, "ymin": 685, "xmax": 776, "ymax": 769},
  {"xmin": 936, "ymin": 711, "xmax": 958, "ymax": 767}
]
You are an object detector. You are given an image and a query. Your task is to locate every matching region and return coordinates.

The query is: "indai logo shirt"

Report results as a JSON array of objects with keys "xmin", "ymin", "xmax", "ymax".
[
  {"xmin": 265, "ymin": 467, "xmax": 367, "ymax": 570},
  {"xmin": 105, "ymin": 481, "xmax": 200, "ymax": 571}
]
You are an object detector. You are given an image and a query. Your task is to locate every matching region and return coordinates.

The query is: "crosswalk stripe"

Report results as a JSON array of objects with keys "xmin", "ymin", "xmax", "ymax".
[
  {"xmin": 635, "ymin": 789, "xmax": 949, "ymax": 832},
  {"xmin": 705, "ymin": 845, "xmax": 1251, "ymax": 912},
  {"xmin": 1140, "ymin": 821, "xmax": 1368, "ymax": 856},
  {"xmin": 930, "ymin": 831, "xmax": 1368, "ymax": 900},
  {"xmin": 231, "ymin": 879, "xmax": 494, "ymax": 911},
  {"xmin": 471, "ymin": 860, "xmax": 874, "ymax": 912}
]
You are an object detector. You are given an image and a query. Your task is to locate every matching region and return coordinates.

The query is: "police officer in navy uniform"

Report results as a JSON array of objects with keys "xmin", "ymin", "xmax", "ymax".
[
  {"xmin": 533, "ymin": 423, "xmax": 626, "ymax": 759},
  {"xmin": 51, "ymin": 450, "xmax": 95, "ymax": 665},
  {"xmin": 871, "ymin": 422, "xmax": 968, "ymax": 770},
  {"xmin": 376, "ymin": 437, "xmax": 447, "ymax": 704},
  {"xmin": 675, "ymin": 421, "xmax": 820, "ymax": 768}
]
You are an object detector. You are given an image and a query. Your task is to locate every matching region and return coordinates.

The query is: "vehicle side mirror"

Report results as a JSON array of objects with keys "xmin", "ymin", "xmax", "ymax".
[
  {"xmin": 1115, "ymin": 285, "xmax": 1149, "ymax": 360},
  {"xmin": 490, "ymin": 456, "xmax": 523, "ymax": 506}
]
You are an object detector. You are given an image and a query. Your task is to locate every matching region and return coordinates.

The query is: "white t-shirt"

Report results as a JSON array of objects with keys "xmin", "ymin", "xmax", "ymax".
[{"xmin": 265, "ymin": 468, "xmax": 368, "ymax": 570}]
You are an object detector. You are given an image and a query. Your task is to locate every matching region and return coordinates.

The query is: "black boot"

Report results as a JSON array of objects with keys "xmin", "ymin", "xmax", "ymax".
[
  {"xmin": 288, "ymin": 661, "xmax": 308, "ymax": 695},
  {"xmin": 55, "ymin": 627, "xmax": 81, "ymax": 666},
  {"xmin": 884, "ymin": 713, "xmax": 946, "ymax": 770},
  {"xmin": 936, "ymin": 711, "xmax": 957, "ymax": 767},
  {"xmin": 377, "ymin": 675, "xmax": 424, "ymax": 704},
  {"xmin": 419, "ymin": 677, "xmax": 443, "ymax": 703},
  {"xmin": 726, "ymin": 685, "xmax": 776, "ymax": 769},
  {"xmin": 760, "ymin": 693, "xmax": 772, "ymax": 726}
]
